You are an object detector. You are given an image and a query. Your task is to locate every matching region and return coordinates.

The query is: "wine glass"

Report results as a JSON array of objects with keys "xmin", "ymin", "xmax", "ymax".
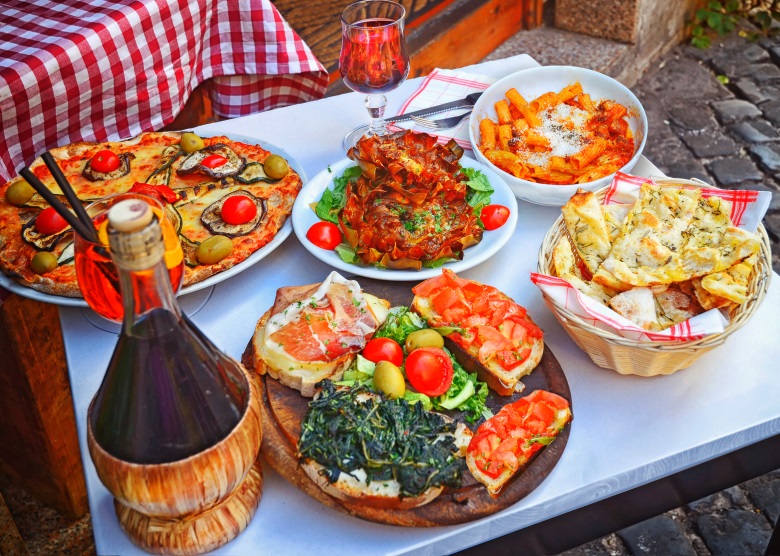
[
  {"xmin": 74, "ymin": 193, "xmax": 184, "ymax": 322},
  {"xmin": 340, "ymin": 0, "xmax": 410, "ymax": 150}
]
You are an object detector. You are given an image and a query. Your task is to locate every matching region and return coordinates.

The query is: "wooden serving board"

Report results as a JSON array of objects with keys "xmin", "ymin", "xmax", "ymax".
[{"xmin": 243, "ymin": 278, "xmax": 572, "ymax": 527}]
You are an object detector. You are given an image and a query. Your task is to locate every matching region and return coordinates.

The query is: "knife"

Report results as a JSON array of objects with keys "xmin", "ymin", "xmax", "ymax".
[{"xmin": 385, "ymin": 92, "xmax": 483, "ymax": 124}]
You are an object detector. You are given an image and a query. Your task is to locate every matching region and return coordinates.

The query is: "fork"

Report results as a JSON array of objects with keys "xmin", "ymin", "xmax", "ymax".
[{"xmin": 410, "ymin": 110, "xmax": 472, "ymax": 130}]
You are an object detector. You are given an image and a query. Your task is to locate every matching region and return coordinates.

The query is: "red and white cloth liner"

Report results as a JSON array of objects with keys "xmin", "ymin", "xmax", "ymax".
[
  {"xmin": 389, "ymin": 68, "xmax": 495, "ymax": 150},
  {"xmin": 530, "ymin": 172, "xmax": 772, "ymax": 342},
  {"xmin": 0, "ymin": 0, "xmax": 328, "ymax": 182}
]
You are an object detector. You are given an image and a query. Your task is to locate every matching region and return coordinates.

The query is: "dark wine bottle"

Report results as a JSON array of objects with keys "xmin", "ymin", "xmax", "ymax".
[{"xmin": 89, "ymin": 198, "xmax": 247, "ymax": 464}]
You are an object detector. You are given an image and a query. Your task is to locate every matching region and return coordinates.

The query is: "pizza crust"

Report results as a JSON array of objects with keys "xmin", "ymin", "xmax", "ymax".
[{"xmin": 0, "ymin": 131, "xmax": 301, "ymax": 299}]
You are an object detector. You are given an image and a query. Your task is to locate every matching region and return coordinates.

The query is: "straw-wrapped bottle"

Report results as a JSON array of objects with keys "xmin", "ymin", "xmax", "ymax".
[{"xmin": 86, "ymin": 198, "xmax": 263, "ymax": 555}]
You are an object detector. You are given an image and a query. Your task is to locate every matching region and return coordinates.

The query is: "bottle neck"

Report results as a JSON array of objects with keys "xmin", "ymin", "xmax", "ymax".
[{"xmin": 117, "ymin": 256, "xmax": 182, "ymax": 335}]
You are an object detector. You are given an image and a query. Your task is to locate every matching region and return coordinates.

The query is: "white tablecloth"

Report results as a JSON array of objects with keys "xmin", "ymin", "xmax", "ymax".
[{"xmin": 59, "ymin": 54, "xmax": 780, "ymax": 556}]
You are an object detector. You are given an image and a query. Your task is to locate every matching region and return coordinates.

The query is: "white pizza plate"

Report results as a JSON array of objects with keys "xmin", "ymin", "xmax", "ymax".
[
  {"xmin": 0, "ymin": 134, "xmax": 305, "ymax": 307},
  {"xmin": 291, "ymin": 156, "xmax": 518, "ymax": 282}
]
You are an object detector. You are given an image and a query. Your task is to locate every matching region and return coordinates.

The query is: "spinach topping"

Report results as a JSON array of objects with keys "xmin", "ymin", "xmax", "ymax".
[{"xmin": 298, "ymin": 381, "xmax": 466, "ymax": 498}]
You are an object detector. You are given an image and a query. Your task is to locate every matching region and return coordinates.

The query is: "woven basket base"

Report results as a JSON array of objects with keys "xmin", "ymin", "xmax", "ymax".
[{"xmin": 115, "ymin": 457, "xmax": 264, "ymax": 555}]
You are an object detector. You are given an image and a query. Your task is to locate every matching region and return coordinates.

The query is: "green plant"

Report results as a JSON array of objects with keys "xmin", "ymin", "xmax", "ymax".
[{"xmin": 690, "ymin": 0, "xmax": 779, "ymax": 49}]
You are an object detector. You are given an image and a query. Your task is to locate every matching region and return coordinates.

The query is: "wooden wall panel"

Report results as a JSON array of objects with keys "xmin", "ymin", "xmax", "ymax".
[{"xmin": 0, "ymin": 295, "xmax": 87, "ymax": 518}]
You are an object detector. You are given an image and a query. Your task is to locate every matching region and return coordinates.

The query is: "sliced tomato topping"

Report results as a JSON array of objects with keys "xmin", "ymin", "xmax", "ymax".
[
  {"xmin": 128, "ymin": 182, "xmax": 180, "ymax": 204},
  {"xmin": 524, "ymin": 390, "xmax": 570, "ymax": 409},
  {"xmin": 474, "ymin": 455, "xmax": 503, "ymax": 479},
  {"xmin": 495, "ymin": 350, "xmax": 523, "ymax": 370},
  {"xmin": 511, "ymin": 315, "xmax": 544, "ymax": 338},
  {"xmin": 468, "ymin": 390, "xmax": 571, "ymax": 482},
  {"xmin": 412, "ymin": 273, "xmax": 448, "ymax": 297},
  {"xmin": 202, "ymin": 154, "xmax": 228, "ymax": 168}
]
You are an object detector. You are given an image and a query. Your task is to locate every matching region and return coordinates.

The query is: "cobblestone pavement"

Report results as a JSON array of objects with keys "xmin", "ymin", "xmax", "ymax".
[{"xmin": 560, "ymin": 32, "xmax": 780, "ymax": 556}]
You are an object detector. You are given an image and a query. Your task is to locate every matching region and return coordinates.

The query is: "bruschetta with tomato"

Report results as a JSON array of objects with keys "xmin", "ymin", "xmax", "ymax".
[
  {"xmin": 466, "ymin": 390, "xmax": 571, "ymax": 497},
  {"xmin": 251, "ymin": 271, "xmax": 390, "ymax": 396},
  {"xmin": 411, "ymin": 269, "xmax": 544, "ymax": 396}
]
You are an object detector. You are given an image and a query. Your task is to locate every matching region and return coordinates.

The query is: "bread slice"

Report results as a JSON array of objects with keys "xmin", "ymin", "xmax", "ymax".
[
  {"xmin": 412, "ymin": 283, "xmax": 543, "ymax": 397},
  {"xmin": 466, "ymin": 401, "xmax": 571, "ymax": 498},
  {"xmin": 301, "ymin": 416, "xmax": 472, "ymax": 510},
  {"xmin": 250, "ymin": 272, "xmax": 389, "ymax": 397},
  {"xmin": 301, "ymin": 418, "xmax": 472, "ymax": 510}
]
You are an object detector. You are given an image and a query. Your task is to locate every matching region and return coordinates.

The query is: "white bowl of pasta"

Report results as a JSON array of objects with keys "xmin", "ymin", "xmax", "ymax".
[{"xmin": 468, "ymin": 66, "xmax": 648, "ymax": 206}]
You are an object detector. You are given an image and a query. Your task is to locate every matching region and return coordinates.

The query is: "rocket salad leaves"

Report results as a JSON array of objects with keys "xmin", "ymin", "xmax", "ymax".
[{"xmin": 340, "ymin": 305, "xmax": 492, "ymax": 423}]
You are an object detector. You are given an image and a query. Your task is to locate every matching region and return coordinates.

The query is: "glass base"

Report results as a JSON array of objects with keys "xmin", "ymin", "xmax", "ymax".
[
  {"xmin": 82, "ymin": 285, "xmax": 215, "ymax": 333},
  {"xmin": 343, "ymin": 124, "xmax": 403, "ymax": 151},
  {"xmin": 343, "ymin": 124, "xmax": 370, "ymax": 152}
]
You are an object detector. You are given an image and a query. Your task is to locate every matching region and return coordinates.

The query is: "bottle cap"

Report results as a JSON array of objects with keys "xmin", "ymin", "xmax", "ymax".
[{"xmin": 107, "ymin": 199, "xmax": 164, "ymax": 271}]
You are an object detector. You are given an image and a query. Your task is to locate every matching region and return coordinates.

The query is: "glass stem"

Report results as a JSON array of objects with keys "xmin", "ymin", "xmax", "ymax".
[{"xmin": 365, "ymin": 94, "xmax": 388, "ymax": 136}]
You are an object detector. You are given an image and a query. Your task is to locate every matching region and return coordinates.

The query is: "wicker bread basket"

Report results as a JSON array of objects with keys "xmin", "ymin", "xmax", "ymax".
[{"xmin": 536, "ymin": 177, "xmax": 772, "ymax": 377}]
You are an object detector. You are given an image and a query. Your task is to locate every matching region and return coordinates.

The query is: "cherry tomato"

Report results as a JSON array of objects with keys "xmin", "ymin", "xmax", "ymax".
[
  {"xmin": 480, "ymin": 204, "xmax": 510, "ymax": 230},
  {"xmin": 362, "ymin": 337, "xmax": 403, "ymax": 367},
  {"xmin": 90, "ymin": 150, "xmax": 121, "ymax": 173},
  {"xmin": 221, "ymin": 195, "xmax": 257, "ymax": 225},
  {"xmin": 306, "ymin": 221, "xmax": 342, "ymax": 250},
  {"xmin": 35, "ymin": 206, "xmax": 68, "ymax": 235},
  {"xmin": 404, "ymin": 347, "xmax": 454, "ymax": 397},
  {"xmin": 202, "ymin": 154, "xmax": 228, "ymax": 168}
]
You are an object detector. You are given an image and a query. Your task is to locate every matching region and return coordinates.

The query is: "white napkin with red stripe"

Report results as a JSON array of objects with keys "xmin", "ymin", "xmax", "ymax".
[
  {"xmin": 389, "ymin": 68, "xmax": 495, "ymax": 150},
  {"xmin": 530, "ymin": 172, "xmax": 772, "ymax": 342}
]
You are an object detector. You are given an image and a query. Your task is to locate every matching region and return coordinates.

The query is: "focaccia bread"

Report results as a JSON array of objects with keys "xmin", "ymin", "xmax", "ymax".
[
  {"xmin": 250, "ymin": 272, "xmax": 390, "ymax": 397},
  {"xmin": 554, "ymin": 186, "xmax": 762, "ymax": 331}
]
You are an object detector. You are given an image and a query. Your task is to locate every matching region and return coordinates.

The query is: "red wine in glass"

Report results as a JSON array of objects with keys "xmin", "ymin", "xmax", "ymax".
[
  {"xmin": 340, "ymin": 1, "xmax": 409, "ymax": 149},
  {"xmin": 340, "ymin": 17, "xmax": 408, "ymax": 94}
]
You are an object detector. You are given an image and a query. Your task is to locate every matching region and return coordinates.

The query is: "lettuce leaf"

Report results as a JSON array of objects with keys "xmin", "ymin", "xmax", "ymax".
[
  {"xmin": 314, "ymin": 165, "xmax": 362, "ymax": 224},
  {"xmin": 373, "ymin": 306, "xmax": 426, "ymax": 345}
]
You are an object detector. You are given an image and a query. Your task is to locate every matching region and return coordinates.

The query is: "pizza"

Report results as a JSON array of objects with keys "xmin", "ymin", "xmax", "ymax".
[{"xmin": 0, "ymin": 131, "xmax": 302, "ymax": 298}]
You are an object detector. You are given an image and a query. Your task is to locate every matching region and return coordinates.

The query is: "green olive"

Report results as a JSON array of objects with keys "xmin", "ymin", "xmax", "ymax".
[
  {"xmin": 31, "ymin": 251, "xmax": 57, "ymax": 274},
  {"xmin": 373, "ymin": 361, "xmax": 406, "ymax": 399},
  {"xmin": 405, "ymin": 329, "xmax": 444, "ymax": 352},
  {"xmin": 264, "ymin": 154, "xmax": 289, "ymax": 180},
  {"xmin": 5, "ymin": 180, "xmax": 36, "ymax": 206},
  {"xmin": 195, "ymin": 235, "xmax": 233, "ymax": 265},
  {"xmin": 180, "ymin": 132, "xmax": 205, "ymax": 153}
]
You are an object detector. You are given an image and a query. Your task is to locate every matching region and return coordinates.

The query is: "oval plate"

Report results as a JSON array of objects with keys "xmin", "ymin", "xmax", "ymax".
[
  {"xmin": 291, "ymin": 156, "xmax": 518, "ymax": 282},
  {"xmin": 0, "ymin": 134, "xmax": 305, "ymax": 307}
]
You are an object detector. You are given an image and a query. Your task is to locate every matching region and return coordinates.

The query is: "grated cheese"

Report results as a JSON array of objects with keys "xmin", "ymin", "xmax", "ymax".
[{"xmin": 517, "ymin": 104, "xmax": 590, "ymax": 167}]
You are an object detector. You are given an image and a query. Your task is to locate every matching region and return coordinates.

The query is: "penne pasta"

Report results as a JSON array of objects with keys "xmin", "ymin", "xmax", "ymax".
[
  {"xmin": 477, "ymin": 81, "xmax": 635, "ymax": 185},
  {"xmin": 479, "ymin": 118, "xmax": 497, "ymax": 151},
  {"xmin": 529, "ymin": 91, "xmax": 560, "ymax": 113},
  {"xmin": 558, "ymin": 83, "xmax": 582, "ymax": 103},
  {"xmin": 506, "ymin": 88, "xmax": 542, "ymax": 127},
  {"xmin": 497, "ymin": 124, "xmax": 513, "ymax": 151},
  {"xmin": 494, "ymin": 100, "xmax": 513, "ymax": 125}
]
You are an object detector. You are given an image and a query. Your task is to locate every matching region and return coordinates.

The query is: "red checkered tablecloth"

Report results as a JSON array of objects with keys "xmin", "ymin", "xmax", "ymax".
[{"xmin": 0, "ymin": 0, "xmax": 328, "ymax": 182}]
